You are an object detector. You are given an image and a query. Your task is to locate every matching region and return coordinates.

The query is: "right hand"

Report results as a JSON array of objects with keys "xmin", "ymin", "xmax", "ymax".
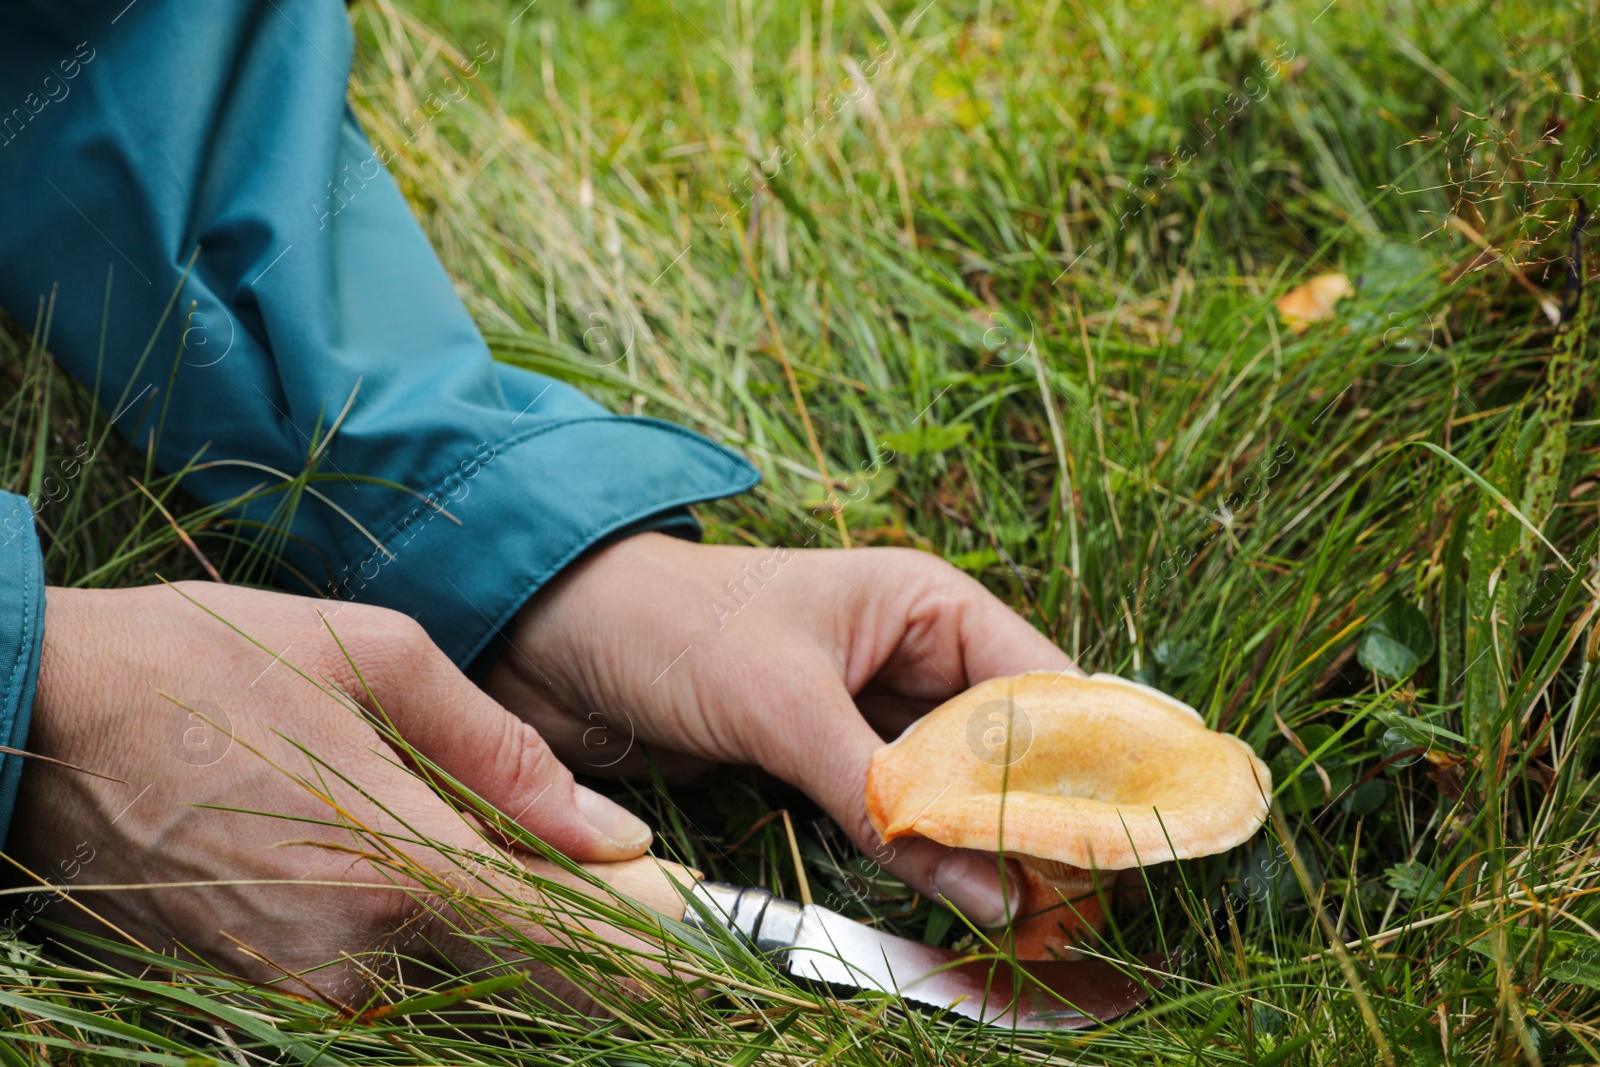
[{"xmin": 8, "ymin": 582, "xmax": 675, "ymax": 1010}]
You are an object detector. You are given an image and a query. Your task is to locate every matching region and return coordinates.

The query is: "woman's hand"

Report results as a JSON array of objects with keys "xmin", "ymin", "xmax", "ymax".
[
  {"xmin": 12, "ymin": 582, "xmax": 658, "ymax": 1006},
  {"xmin": 486, "ymin": 534, "xmax": 1080, "ymax": 927}
]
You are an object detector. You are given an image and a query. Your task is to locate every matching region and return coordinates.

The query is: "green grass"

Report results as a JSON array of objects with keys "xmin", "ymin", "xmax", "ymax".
[{"xmin": 2, "ymin": 0, "xmax": 1599, "ymax": 1062}]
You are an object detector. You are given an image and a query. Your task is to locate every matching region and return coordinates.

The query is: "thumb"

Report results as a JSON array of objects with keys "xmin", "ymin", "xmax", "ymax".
[
  {"xmin": 352, "ymin": 622, "xmax": 653, "ymax": 862},
  {"xmin": 795, "ymin": 692, "xmax": 1021, "ymax": 928},
  {"xmin": 949, "ymin": 574, "xmax": 1082, "ymax": 682}
]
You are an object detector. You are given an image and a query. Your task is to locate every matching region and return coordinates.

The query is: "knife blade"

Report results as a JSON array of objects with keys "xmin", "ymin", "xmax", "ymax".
[{"xmin": 684, "ymin": 882, "xmax": 1164, "ymax": 1031}]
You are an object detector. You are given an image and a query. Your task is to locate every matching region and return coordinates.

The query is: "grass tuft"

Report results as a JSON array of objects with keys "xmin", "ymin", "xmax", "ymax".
[{"xmin": 2, "ymin": 0, "xmax": 1598, "ymax": 1062}]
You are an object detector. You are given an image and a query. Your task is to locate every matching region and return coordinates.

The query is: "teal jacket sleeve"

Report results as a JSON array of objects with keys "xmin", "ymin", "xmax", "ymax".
[
  {"xmin": 0, "ymin": 2, "xmax": 757, "ymax": 667},
  {"xmin": 0, "ymin": 494, "xmax": 45, "ymax": 852}
]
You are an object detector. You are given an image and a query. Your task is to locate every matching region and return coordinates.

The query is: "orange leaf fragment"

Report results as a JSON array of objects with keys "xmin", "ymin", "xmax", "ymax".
[{"xmin": 1276, "ymin": 272, "xmax": 1354, "ymax": 334}]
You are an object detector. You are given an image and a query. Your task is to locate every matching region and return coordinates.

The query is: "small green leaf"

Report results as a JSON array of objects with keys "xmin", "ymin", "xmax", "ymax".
[
  {"xmin": 1379, "ymin": 727, "xmax": 1424, "ymax": 767},
  {"xmin": 1386, "ymin": 860, "xmax": 1444, "ymax": 903},
  {"xmin": 1257, "ymin": 1031, "xmax": 1316, "ymax": 1067},
  {"xmin": 947, "ymin": 548, "xmax": 999, "ymax": 572},
  {"xmin": 1358, "ymin": 241, "xmax": 1433, "ymax": 309},
  {"xmin": 1358, "ymin": 598, "xmax": 1434, "ymax": 679},
  {"xmin": 1152, "ymin": 638, "xmax": 1204, "ymax": 678},
  {"xmin": 1239, "ymin": 836, "xmax": 1322, "ymax": 906},
  {"xmin": 1460, "ymin": 926, "xmax": 1600, "ymax": 990},
  {"xmin": 1269, "ymin": 747, "xmax": 1352, "ymax": 814},
  {"xmin": 1342, "ymin": 778, "xmax": 1387, "ymax": 815},
  {"xmin": 1252, "ymin": 1002, "xmax": 1286, "ymax": 1038},
  {"xmin": 1374, "ymin": 707, "xmax": 1464, "ymax": 745},
  {"xmin": 880, "ymin": 422, "xmax": 972, "ymax": 456},
  {"xmin": 1358, "ymin": 633, "xmax": 1421, "ymax": 678},
  {"xmin": 1297, "ymin": 723, "xmax": 1337, "ymax": 752}
]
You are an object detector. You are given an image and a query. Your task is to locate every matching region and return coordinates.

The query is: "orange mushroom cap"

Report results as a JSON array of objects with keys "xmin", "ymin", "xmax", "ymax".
[{"xmin": 865, "ymin": 672, "xmax": 1271, "ymax": 871}]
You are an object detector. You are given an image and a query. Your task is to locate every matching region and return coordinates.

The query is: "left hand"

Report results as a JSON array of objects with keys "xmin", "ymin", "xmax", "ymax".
[{"xmin": 483, "ymin": 533, "xmax": 1080, "ymax": 927}]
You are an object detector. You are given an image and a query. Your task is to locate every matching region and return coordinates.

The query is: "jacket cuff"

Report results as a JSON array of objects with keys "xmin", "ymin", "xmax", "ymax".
[
  {"xmin": 0, "ymin": 493, "xmax": 45, "ymax": 853},
  {"xmin": 323, "ymin": 416, "xmax": 759, "ymax": 668},
  {"xmin": 460, "ymin": 504, "xmax": 702, "ymax": 684}
]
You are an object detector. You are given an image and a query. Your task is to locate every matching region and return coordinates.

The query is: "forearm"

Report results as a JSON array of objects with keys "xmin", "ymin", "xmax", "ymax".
[{"xmin": 0, "ymin": 1, "xmax": 756, "ymax": 667}]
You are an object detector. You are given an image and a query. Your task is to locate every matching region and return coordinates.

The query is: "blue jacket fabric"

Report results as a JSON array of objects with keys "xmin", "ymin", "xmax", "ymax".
[
  {"xmin": 0, "ymin": 495, "xmax": 44, "ymax": 853},
  {"xmin": 0, "ymin": 1, "xmax": 758, "ymax": 848}
]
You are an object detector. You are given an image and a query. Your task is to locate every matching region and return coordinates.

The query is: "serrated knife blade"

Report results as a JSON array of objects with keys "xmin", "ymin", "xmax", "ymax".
[{"xmin": 686, "ymin": 882, "xmax": 1163, "ymax": 1030}]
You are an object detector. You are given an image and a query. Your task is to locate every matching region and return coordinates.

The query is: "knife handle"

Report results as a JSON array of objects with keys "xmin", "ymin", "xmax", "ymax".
[
  {"xmin": 519, "ymin": 861, "xmax": 800, "ymax": 957},
  {"xmin": 514, "ymin": 855, "xmax": 702, "ymax": 918},
  {"xmin": 683, "ymin": 881, "xmax": 804, "ymax": 954}
]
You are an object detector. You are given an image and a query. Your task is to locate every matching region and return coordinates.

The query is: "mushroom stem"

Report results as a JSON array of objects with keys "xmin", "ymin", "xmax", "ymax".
[{"xmin": 995, "ymin": 857, "xmax": 1108, "ymax": 960}]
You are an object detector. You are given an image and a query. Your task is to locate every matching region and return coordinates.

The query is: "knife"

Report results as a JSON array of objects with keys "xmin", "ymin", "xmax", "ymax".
[
  {"xmin": 678, "ymin": 880, "xmax": 1165, "ymax": 1031},
  {"xmin": 517, "ymin": 856, "xmax": 1165, "ymax": 1031}
]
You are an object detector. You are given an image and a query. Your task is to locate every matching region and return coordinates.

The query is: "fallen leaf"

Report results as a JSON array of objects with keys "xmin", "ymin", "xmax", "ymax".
[
  {"xmin": 1424, "ymin": 750, "xmax": 1470, "ymax": 801},
  {"xmin": 1277, "ymin": 272, "xmax": 1354, "ymax": 334}
]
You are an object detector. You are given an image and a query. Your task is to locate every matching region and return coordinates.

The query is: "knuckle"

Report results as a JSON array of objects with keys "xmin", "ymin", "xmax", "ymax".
[
  {"xmin": 323, "ymin": 607, "xmax": 441, "ymax": 696},
  {"xmin": 871, "ymin": 545, "xmax": 937, "ymax": 575},
  {"xmin": 361, "ymin": 609, "xmax": 434, "ymax": 658},
  {"xmin": 500, "ymin": 720, "xmax": 565, "ymax": 801},
  {"xmin": 884, "ymin": 546, "xmax": 974, "ymax": 596}
]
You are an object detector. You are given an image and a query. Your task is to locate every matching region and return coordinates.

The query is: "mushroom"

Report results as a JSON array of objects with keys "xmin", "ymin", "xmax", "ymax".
[{"xmin": 865, "ymin": 671, "xmax": 1271, "ymax": 959}]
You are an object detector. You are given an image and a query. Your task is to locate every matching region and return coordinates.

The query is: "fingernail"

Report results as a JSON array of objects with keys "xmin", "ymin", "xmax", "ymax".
[
  {"xmin": 932, "ymin": 851, "xmax": 1021, "ymax": 927},
  {"xmin": 574, "ymin": 785, "xmax": 653, "ymax": 851}
]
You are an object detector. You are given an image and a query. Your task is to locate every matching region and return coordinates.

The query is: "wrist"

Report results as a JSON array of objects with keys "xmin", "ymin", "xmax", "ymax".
[
  {"xmin": 33, "ymin": 586, "xmax": 94, "ymax": 732},
  {"xmin": 470, "ymin": 516, "xmax": 697, "ymax": 685},
  {"xmin": 487, "ymin": 531, "xmax": 691, "ymax": 704},
  {"xmin": 518, "ymin": 527, "xmax": 683, "ymax": 627}
]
